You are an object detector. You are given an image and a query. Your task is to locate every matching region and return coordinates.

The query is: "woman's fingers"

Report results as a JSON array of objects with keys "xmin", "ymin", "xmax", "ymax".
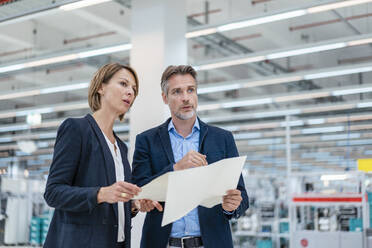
[
  {"xmin": 118, "ymin": 181, "xmax": 141, "ymax": 195},
  {"xmin": 152, "ymin": 201, "xmax": 163, "ymax": 212}
]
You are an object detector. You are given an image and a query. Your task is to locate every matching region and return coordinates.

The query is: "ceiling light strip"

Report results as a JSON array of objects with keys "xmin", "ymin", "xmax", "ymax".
[
  {"xmin": 1, "ymin": 32, "xmax": 371, "ymax": 76},
  {"xmin": 0, "ymin": 43, "xmax": 131, "ymax": 74},
  {"xmin": 186, "ymin": 0, "xmax": 372, "ymax": 38},
  {"xmin": 194, "ymin": 33, "xmax": 372, "ymax": 71},
  {"xmin": 198, "ymin": 83, "xmax": 372, "ymax": 111},
  {"xmin": 59, "ymin": 0, "xmax": 112, "ymax": 11},
  {"xmin": 0, "ymin": 82, "xmax": 89, "ymax": 101},
  {"xmin": 198, "ymin": 62, "xmax": 372, "ymax": 95}
]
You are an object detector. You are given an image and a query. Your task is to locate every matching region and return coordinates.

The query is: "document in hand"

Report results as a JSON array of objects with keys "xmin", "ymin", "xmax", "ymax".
[{"xmin": 133, "ymin": 156, "xmax": 247, "ymax": 226}]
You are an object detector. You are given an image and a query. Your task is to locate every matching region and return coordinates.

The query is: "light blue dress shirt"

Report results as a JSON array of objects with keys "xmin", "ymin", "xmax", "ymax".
[{"xmin": 168, "ymin": 118, "xmax": 201, "ymax": 238}]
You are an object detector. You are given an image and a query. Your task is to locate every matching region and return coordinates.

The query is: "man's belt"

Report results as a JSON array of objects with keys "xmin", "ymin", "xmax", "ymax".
[{"xmin": 169, "ymin": 236, "xmax": 203, "ymax": 248}]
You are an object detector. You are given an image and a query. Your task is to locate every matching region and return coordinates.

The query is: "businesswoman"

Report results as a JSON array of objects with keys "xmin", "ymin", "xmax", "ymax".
[{"xmin": 44, "ymin": 63, "xmax": 143, "ymax": 248}]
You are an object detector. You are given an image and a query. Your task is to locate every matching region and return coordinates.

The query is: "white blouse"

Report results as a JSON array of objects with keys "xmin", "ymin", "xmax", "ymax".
[{"xmin": 102, "ymin": 132, "xmax": 126, "ymax": 243}]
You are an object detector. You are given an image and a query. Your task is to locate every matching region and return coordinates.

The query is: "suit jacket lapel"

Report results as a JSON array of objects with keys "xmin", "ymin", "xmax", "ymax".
[
  {"xmin": 115, "ymin": 136, "xmax": 131, "ymax": 182},
  {"xmin": 198, "ymin": 117, "xmax": 208, "ymax": 153},
  {"xmin": 85, "ymin": 114, "xmax": 118, "ymax": 218},
  {"xmin": 157, "ymin": 118, "xmax": 175, "ymax": 164},
  {"xmin": 115, "ymin": 137, "xmax": 132, "ymax": 231}
]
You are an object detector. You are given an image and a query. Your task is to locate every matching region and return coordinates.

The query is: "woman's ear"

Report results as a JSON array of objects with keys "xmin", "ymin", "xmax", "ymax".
[{"xmin": 98, "ymin": 85, "xmax": 105, "ymax": 96}]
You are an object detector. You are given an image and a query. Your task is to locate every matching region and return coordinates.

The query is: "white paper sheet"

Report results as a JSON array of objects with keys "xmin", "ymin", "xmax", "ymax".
[{"xmin": 134, "ymin": 156, "xmax": 247, "ymax": 226}]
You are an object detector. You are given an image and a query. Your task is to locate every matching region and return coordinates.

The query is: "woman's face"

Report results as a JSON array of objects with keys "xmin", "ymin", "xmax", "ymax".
[{"xmin": 99, "ymin": 68, "xmax": 137, "ymax": 116}]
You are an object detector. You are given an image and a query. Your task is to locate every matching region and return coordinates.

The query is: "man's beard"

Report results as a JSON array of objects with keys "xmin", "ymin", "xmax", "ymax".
[{"xmin": 175, "ymin": 108, "xmax": 196, "ymax": 120}]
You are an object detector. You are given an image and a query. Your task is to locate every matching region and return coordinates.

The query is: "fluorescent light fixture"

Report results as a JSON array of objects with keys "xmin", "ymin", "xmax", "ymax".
[
  {"xmin": 0, "ymin": 124, "xmax": 29, "ymax": 133},
  {"xmin": 234, "ymin": 132, "xmax": 262, "ymax": 140},
  {"xmin": 302, "ymin": 126, "xmax": 344, "ymax": 134},
  {"xmin": 0, "ymin": 137, "xmax": 12, "ymax": 143},
  {"xmin": 37, "ymin": 133, "xmax": 57, "ymax": 140},
  {"xmin": 308, "ymin": 0, "xmax": 372, "ymax": 13},
  {"xmin": 185, "ymin": 28, "xmax": 218, "ymax": 38},
  {"xmin": 217, "ymin": 10, "xmax": 307, "ymax": 32},
  {"xmin": 347, "ymin": 37, "xmax": 372, "ymax": 46},
  {"xmin": 305, "ymin": 66, "xmax": 372, "ymax": 80},
  {"xmin": 40, "ymin": 82, "xmax": 89, "ymax": 94},
  {"xmin": 198, "ymin": 76, "xmax": 304, "ymax": 95},
  {"xmin": 302, "ymin": 152, "xmax": 330, "ymax": 159},
  {"xmin": 307, "ymin": 118, "xmax": 325, "ymax": 125},
  {"xmin": 78, "ymin": 44, "xmax": 132, "ymax": 58},
  {"xmin": 0, "ymin": 43, "xmax": 131, "ymax": 74},
  {"xmin": 0, "ymin": 64, "xmax": 25, "ymax": 73},
  {"xmin": 337, "ymin": 139, "xmax": 372, "ymax": 146},
  {"xmin": 197, "ymin": 104, "xmax": 222, "ymax": 111},
  {"xmin": 198, "ymin": 83, "xmax": 242, "ymax": 94},
  {"xmin": 279, "ymin": 120, "xmax": 304, "ymax": 127},
  {"xmin": 266, "ymin": 43, "xmax": 346, "ymax": 59},
  {"xmin": 59, "ymin": 0, "xmax": 111, "ymax": 11},
  {"xmin": 221, "ymin": 98, "xmax": 273, "ymax": 108},
  {"xmin": 332, "ymin": 86, "xmax": 372, "ymax": 96},
  {"xmin": 195, "ymin": 34, "xmax": 372, "ymax": 72},
  {"xmin": 0, "ymin": 82, "xmax": 89, "ymax": 101},
  {"xmin": 25, "ymin": 54, "xmax": 79, "ymax": 67},
  {"xmin": 195, "ymin": 56, "xmax": 265, "ymax": 71},
  {"xmin": 186, "ymin": 1, "xmax": 372, "ymax": 38},
  {"xmin": 321, "ymin": 133, "xmax": 360, "ymax": 141},
  {"xmin": 357, "ymin": 102, "xmax": 372, "ymax": 108},
  {"xmin": 0, "ymin": 101, "xmax": 88, "ymax": 119},
  {"xmin": 200, "ymin": 83, "xmax": 372, "ymax": 112}
]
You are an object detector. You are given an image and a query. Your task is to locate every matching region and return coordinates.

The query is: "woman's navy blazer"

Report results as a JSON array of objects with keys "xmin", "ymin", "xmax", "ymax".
[{"xmin": 44, "ymin": 114, "xmax": 133, "ymax": 248}]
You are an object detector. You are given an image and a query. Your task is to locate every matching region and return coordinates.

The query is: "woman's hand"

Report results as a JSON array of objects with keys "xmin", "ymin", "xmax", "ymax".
[
  {"xmin": 97, "ymin": 181, "xmax": 141, "ymax": 204},
  {"xmin": 138, "ymin": 199, "xmax": 163, "ymax": 212}
]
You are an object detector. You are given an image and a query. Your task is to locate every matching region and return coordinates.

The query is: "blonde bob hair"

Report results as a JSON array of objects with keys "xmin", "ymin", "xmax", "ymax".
[{"xmin": 88, "ymin": 63, "xmax": 139, "ymax": 121}]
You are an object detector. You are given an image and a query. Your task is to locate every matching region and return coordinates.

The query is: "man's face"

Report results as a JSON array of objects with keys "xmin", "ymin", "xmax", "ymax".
[{"xmin": 162, "ymin": 74, "xmax": 198, "ymax": 121}]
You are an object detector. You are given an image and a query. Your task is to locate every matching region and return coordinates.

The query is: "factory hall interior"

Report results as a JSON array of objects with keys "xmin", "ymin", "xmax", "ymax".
[{"xmin": 0, "ymin": 0, "xmax": 372, "ymax": 247}]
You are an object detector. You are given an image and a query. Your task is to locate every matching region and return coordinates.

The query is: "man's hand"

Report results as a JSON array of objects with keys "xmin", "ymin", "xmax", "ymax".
[
  {"xmin": 97, "ymin": 181, "xmax": 141, "ymax": 204},
  {"xmin": 137, "ymin": 199, "xmax": 163, "ymax": 212},
  {"xmin": 174, "ymin": 150, "xmax": 208, "ymax": 171},
  {"xmin": 222, "ymin": 189, "xmax": 242, "ymax": 212}
]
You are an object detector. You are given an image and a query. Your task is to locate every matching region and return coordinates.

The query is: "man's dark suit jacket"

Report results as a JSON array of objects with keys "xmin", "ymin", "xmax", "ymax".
[
  {"xmin": 44, "ymin": 114, "xmax": 133, "ymax": 248},
  {"xmin": 132, "ymin": 117, "xmax": 249, "ymax": 248}
]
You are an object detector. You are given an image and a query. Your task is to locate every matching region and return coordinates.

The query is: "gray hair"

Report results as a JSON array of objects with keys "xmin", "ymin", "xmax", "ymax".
[{"xmin": 161, "ymin": 65, "xmax": 197, "ymax": 96}]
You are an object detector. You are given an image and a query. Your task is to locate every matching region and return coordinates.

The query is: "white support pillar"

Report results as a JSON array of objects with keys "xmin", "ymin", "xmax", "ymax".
[{"xmin": 129, "ymin": 1, "xmax": 187, "ymax": 247}]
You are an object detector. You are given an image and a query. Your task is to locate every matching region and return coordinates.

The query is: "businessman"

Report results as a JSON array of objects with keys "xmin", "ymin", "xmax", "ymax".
[{"xmin": 132, "ymin": 65, "xmax": 249, "ymax": 248}]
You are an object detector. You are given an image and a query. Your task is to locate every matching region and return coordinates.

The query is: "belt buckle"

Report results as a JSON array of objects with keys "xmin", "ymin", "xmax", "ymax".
[{"xmin": 181, "ymin": 236, "xmax": 192, "ymax": 248}]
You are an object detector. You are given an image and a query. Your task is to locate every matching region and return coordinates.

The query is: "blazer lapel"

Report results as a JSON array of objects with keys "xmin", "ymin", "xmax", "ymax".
[
  {"xmin": 198, "ymin": 117, "xmax": 209, "ymax": 153},
  {"xmin": 85, "ymin": 114, "xmax": 118, "ymax": 218},
  {"xmin": 115, "ymin": 137, "xmax": 131, "ymax": 182},
  {"xmin": 157, "ymin": 118, "xmax": 175, "ymax": 164},
  {"xmin": 115, "ymin": 138, "xmax": 132, "ymax": 231}
]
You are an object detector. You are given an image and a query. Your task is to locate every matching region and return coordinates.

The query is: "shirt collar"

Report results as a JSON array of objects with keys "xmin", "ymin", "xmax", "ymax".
[{"xmin": 168, "ymin": 117, "xmax": 200, "ymax": 133}]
